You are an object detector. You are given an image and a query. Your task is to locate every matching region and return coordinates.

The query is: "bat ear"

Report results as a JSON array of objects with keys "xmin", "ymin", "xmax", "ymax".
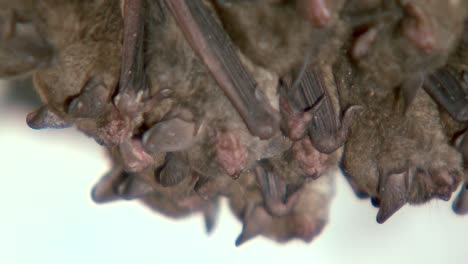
[
  {"xmin": 236, "ymin": 205, "xmax": 269, "ymax": 247},
  {"xmin": 118, "ymin": 174, "xmax": 154, "ymax": 200},
  {"xmin": 157, "ymin": 152, "xmax": 190, "ymax": 187},
  {"xmin": 423, "ymin": 68, "xmax": 468, "ymax": 122},
  {"xmin": 376, "ymin": 171, "xmax": 409, "ymax": 224},
  {"xmin": 26, "ymin": 105, "xmax": 70, "ymax": 129},
  {"xmin": 203, "ymin": 199, "xmax": 220, "ymax": 235},
  {"xmin": 91, "ymin": 168, "xmax": 128, "ymax": 204},
  {"xmin": 453, "ymin": 183, "xmax": 468, "ymax": 215},
  {"xmin": 142, "ymin": 117, "xmax": 197, "ymax": 153}
]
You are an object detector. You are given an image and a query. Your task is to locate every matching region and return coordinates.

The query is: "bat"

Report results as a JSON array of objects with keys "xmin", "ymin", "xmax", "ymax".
[
  {"xmin": 163, "ymin": 0, "xmax": 279, "ymax": 140},
  {"xmin": 0, "ymin": 0, "xmax": 467, "ymax": 247}
]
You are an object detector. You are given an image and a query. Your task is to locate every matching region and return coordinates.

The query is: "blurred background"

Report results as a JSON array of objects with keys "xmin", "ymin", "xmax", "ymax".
[{"xmin": 0, "ymin": 79, "xmax": 466, "ymax": 264}]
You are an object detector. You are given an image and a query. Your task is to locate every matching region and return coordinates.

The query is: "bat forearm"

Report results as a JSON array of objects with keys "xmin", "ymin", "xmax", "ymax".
[{"xmin": 164, "ymin": 0, "xmax": 278, "ymax": 139}]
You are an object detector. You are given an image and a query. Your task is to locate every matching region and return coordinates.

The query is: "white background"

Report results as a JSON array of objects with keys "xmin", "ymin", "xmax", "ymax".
[{"xmin": 0, "ymin": 85, "xmax": 466, "ymax": 264}]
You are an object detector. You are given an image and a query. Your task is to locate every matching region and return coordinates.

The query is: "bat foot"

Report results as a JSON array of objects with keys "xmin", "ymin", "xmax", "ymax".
[
  {"xmin": 203, "ymin": 199, "xmax": 220, "ymax": 235},
  {"xmin": 91, "ymin": 168, "xmax": 127, "ymax": 204}
]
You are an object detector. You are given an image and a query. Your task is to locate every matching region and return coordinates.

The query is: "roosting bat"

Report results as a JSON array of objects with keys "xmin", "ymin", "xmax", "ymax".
[{"xmin": 0, "ymin": 0, "xmax": 467, "ymax": 246}]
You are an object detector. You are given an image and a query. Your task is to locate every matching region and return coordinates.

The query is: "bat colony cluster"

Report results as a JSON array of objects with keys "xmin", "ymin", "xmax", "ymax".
[{"xmin": 0, "ymin": 0, "xmax": 467, "ymax": 245}]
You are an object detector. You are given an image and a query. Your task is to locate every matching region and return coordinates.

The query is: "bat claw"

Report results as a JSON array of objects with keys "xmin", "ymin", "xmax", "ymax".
[
  {"xmin": 376, "ymin": 171, "xmax": 409, "ymax": 224},
  {"xmin": 26, "ymin": 105, "xmax": 71, "ymax": 130}
]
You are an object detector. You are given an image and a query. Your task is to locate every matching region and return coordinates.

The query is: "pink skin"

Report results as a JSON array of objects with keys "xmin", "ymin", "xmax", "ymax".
[
  {"xmin": 119, "ymin": 139, "xmax": 153, "ymax": 173},
  {"xmin": 297, "ymin": 0, "xmax": 333, "ymax": 28},
  {"xmin": 279, "ymin": 96, "xmax": 313, "ymax": 141},
  {"xmin": 292, "ymin": 137, "xmax": 329, "ymax": 179},
  {"xmin": 216, "ymin": 131, "xmax": 248, "ymax": 178},
  {"xmin": 401, "ymin": 3, "xmax": 436, "ymax": 54},
  {"xmin": 351, "ymin": 27, "xmax": 379, "ymax": 60}
]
